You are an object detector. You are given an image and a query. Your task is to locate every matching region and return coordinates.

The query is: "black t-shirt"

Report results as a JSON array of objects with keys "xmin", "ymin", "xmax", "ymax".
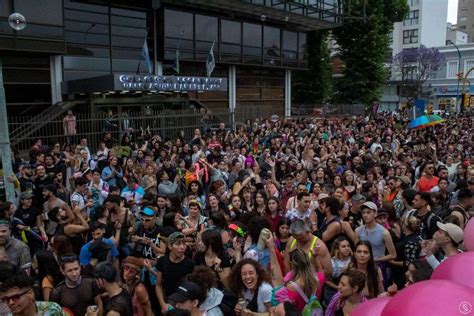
[
  {"xmin": 14, "ymin": 206, "xmax": 41, "ymax": 228},
  {"xmin": 133, "ymin": 223, "xmax": 163, "ymax": 259},
  {"xmin": 411, "ymin": 210, "xmax": 441, "ymax": 240},
  {"xmin": 156, "ymin": 255, "xmax": 195, "ymax": 298},
  {"xmin": 19, "ymin": 177, "xmax": 34, "ymax": 193},
  {"xmin": 104, "ymin": 288, "xmax": 133, "ymax": 316},
  {"xmin": 33, "ymin": 176, "xmax": 53, "ymax": 207},
  {"xmin": 50, "ymin": 277, "xmax": 100, "ymax": 316}
]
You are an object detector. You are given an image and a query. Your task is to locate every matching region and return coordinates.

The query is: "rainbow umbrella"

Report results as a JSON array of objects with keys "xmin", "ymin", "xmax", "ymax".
[{"xmin": 407, "ymin": 114, "xmax": 445, "ymax": 129}]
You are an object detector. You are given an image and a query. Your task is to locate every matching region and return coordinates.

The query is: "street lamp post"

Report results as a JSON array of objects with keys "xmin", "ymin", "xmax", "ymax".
[{"xmin": 447, "ymin": 40, "xmax": 461, "ymax": 113}]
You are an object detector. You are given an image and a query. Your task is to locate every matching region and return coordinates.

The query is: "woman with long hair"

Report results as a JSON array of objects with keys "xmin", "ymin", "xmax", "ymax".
[
  {"xmin": 194, "ymin": 229, "xmax": 232, "ymax": 286},
  {"xmin": 342, "ymin": 170, "xmax": 356, "ymax": 201},
  {"xmin": 325, "ymin": 269, "xmax": 367, "ymax": 316},
  {"xmin": 265, "ymin": 197, "xmax": 282, "ymax": 232},
  {"xmin": 324, "ymin": 237, "xmax": 352, "ymax": 306},
  {"xmin": 101, "ymin": 156, "xmax": 124, "ymax": 187},
  {"xmin": 347, "ymin": 241, "xmax": 384, "ymax": 298},
  {"xmin": 205, "ymin": 194, "xmax": 224, "ymax": 217},
  {"xmin": 227, "ymin": 259, "xmax": 273, "ymax": 314},
  {"xmin": 333, "ymin": 175, "xmax": 343, "ymax": 190},
  {"xmin": 265, "ymin": 233, "xmax": 322, "ymax": 314},
  {"xmin": 274, "ymin": 219, "xmax": 291, "ymax": 254},
  {"xmin": 254, "ymin": 190, "xmax": 268, "ymax": 216}
]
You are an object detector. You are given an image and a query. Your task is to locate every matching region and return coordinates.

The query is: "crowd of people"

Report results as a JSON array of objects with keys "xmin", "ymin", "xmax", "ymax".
[{"xmin": 0, "ymin": 111, "xmax": 473, "ymax": 316}]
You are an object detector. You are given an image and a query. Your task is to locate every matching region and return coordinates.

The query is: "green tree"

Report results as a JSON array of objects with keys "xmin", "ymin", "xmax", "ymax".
[
  {"xmin": 332, "ymin": 0, "xmax": 408, "ymax": 106},
  {"xmin": 292, "ymin": 30, "xmax": 332, "ymax": 106}
]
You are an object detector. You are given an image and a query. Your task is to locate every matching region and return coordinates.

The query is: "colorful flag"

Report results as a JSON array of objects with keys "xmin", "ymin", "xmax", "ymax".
[
  {"xmin": 206, "ymin": 41, "xmax": 215, "ymax": 78},
  {"xmin": 173, "ymin": 48, "xmax": 180, "ymax": 74},
  {"xmin": 140, "ymin": 30, "xmax": 152, "ymax": 74}
]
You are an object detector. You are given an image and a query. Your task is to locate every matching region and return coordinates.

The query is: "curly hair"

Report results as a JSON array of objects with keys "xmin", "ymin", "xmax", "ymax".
[
  {"xmin": 227, "ymin": 259, "xmax": 272, "ymax": 296},
  {"xmin": 187, "ymin": 265, "xmax": 218, "ymax": 294}
]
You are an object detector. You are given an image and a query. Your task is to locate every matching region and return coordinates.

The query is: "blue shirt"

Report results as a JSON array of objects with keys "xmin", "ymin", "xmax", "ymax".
[{"xmin": 79, "ymin": 238, "xmax": 119, "ymax": 266}]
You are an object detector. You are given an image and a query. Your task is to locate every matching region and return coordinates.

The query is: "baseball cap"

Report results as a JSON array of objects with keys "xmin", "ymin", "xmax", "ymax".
[
  {"xmin": 436, "ymin": 222, "xmax": 463, "ymax": 244},
  {"xmin": 361, "ymin": 201, "xmax": 378, "ymax": 212},
  {"xmin": 168, "ymin": 231, "xmax": 185, "ymax": 245},
  {"xmin": 168, "ymin": 282, "xmax": 204, "ymax": 303},
  {"xmin": 43, "ymin": 184, "xmax": 57, "ymax": 195},
  {"xmin": 21, "ymin": 163, "xmax": 32, "ymax": 169},
  {"xmin": 376, "ymin": 208, "xmax": 388, "ymax": 217},
  {"xmin": 20, "ymin": 191, "xmax": 34, "ymax": 200},
  {"xmin": 351, "ymin": 194, "xmax": 366, "ymax": 202},
  {"xmin": 140, "ymin": 207, "xmax": 155, "ymax": 217},
  {"xmin": 318, "ymin": 193, "xmax": 329, "ymax": 201}
]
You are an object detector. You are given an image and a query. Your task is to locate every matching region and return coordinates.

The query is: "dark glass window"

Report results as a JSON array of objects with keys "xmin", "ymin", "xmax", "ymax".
[
  {"xmin": 165, "ymin": 9, "xmax": 193, "ymax": 40},
  {"xmin": 14, "ymin": 0, "xmax": 63, "ymax": 26},
  {"xmin": 282, "ymin": 31, "xmax": 297, "ymax": 60},
  {"xmin": 221, "ymin": 20, "xmax": 241, "ymax": 44},
  {"xmin": 264, "ymin": 26, "xmax": 280, "ymax": 57},
  {"xmin": 243, "ymin": 23, "xmax": 262, "ymax": 47},
  {"xmin": 298, "ymin": 32, "xmax": 307, "ymax": 60},
  {"xmin": 195, "ymin": 15, "xmax": 217, "ymax": 42}
]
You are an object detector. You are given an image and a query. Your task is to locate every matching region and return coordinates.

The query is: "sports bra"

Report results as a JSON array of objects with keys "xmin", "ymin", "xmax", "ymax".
[{"xmin": 289, "ymin": 235, "xmax": 318, "ymax": 258}]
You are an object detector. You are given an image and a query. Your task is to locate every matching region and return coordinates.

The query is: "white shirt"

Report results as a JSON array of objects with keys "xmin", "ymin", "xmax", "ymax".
[{"xmin": 242, "ymin": 282, "xmax": 273, "ymax": 313}]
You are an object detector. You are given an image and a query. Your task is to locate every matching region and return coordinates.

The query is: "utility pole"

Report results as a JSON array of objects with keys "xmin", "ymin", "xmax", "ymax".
[
  {"xmin": 1, "ymin": 12, "xmax": 26, "ymax": 202},
  {"xmin": 0, "ymin": 58, "xmax": 15, "ymax": 202}
]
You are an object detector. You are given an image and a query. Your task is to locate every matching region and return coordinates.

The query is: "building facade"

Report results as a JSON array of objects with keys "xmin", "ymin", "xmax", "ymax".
[
  {"xmin": 429, "ymin": 43, "xmax": 474, "ymax": 111},
  {"xmin": 1, "ymin": 0, "xmax": 342, "ymax": 118},
  {"xmin": 457, "ymin": 0, "xmax": 474, "ymax": 42},
  {"xmin": 446, "ymin": 22, "xmax": 468, "ymax": 46},
  {"xmin": 380, "ymin": 0, "xmax": 449, "ymax": 111}
]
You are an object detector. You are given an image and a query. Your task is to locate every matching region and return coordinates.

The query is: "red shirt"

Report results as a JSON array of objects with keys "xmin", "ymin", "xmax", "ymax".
[{"xmin": 418, "ymin": 176, "xmax": 439, "ymax": 192}]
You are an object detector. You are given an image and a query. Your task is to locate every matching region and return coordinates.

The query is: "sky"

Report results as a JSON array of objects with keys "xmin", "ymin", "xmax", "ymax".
[{"xmin": 448, "ymin": 0, "xmax": 458, "ymax": 24}]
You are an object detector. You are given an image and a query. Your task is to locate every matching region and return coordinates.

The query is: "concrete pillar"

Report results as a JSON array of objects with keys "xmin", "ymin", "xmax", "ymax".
[
  {"xmin": 50, "ymin": 56, "xmax": 63, "ymax": 104},
  {"xmin": 229, "ymin": 65, "xmax": 236, "ymax": 129},
  {"xmin": 285, "ymin": 69, "xmax": 291, "ymax": 117}
]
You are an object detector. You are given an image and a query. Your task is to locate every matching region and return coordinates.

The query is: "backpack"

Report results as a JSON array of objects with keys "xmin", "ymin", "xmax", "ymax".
[
  {"xmin": 290, "ymin": 281, "xmax": 323, "ymax": 316},
  {"xmin": 272, "ymin": 282, "xmax": 323, "ymax": 316}
]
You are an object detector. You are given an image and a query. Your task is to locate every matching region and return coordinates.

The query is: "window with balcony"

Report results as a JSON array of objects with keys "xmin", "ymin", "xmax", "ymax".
[
  {"xmin": 464, "ymin": 60, "xmax": 474, "ymax": 78},
  {"xmin": 447, "ymin": 60, "xmax": 459, "ymax": 78}
]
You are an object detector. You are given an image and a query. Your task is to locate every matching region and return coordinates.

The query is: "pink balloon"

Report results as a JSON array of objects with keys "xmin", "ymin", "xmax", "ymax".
[
  {"xmin": 431, "ymin": 252, "xmax": 474, "ymax": 289},
  {"xmin": 464, "ymin": 218, "xmax": 474, "ymax": 252},
  {"xmin": 382, "ymin": 280, "xmax": 474, "ymax": 316},
  {"xmin": 351, "ymin": 296, "xmax": 390, "ymax": 316}
]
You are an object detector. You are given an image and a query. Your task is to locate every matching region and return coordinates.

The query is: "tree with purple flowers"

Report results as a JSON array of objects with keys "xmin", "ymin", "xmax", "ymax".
[{"xmin": 392, "ymin": 45, "xmax": 445, "ymax": 106}]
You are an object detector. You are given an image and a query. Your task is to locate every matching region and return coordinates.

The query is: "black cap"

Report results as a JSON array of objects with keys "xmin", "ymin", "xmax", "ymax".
[{"xmin": 168, "ymin": 282, "xmax": 204, "ymax": 303}]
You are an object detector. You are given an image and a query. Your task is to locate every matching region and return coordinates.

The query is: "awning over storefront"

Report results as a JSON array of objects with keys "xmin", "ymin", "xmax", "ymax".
[{"xmin": 62, "ymin": 74, "xmax": 228, "ymax": 94}]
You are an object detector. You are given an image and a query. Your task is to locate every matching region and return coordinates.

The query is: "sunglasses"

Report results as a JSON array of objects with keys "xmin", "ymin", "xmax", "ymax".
[
  {"xmin": 143, "ymin": 218, "xmax": 154, "ymax": 222},
  {"xmin": 2, "ymin": 289, "xmax": 30, "ymax": 304}
]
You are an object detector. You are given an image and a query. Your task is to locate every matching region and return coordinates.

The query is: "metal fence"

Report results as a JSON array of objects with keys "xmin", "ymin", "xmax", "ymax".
[
  {"xmin": 8, "ymin": 103, "xmax": 361, "ymax": 152},
  {"xmin": 291, "ymin": 103, "xmax": 367, "ymax": 118},
  {"xmin": 7, "ymin": 105, "xmax": 284, "ymax": 152},
  {"xmin": 8, "ymin": 109, "xmax": 229, "ymax": 152}
]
